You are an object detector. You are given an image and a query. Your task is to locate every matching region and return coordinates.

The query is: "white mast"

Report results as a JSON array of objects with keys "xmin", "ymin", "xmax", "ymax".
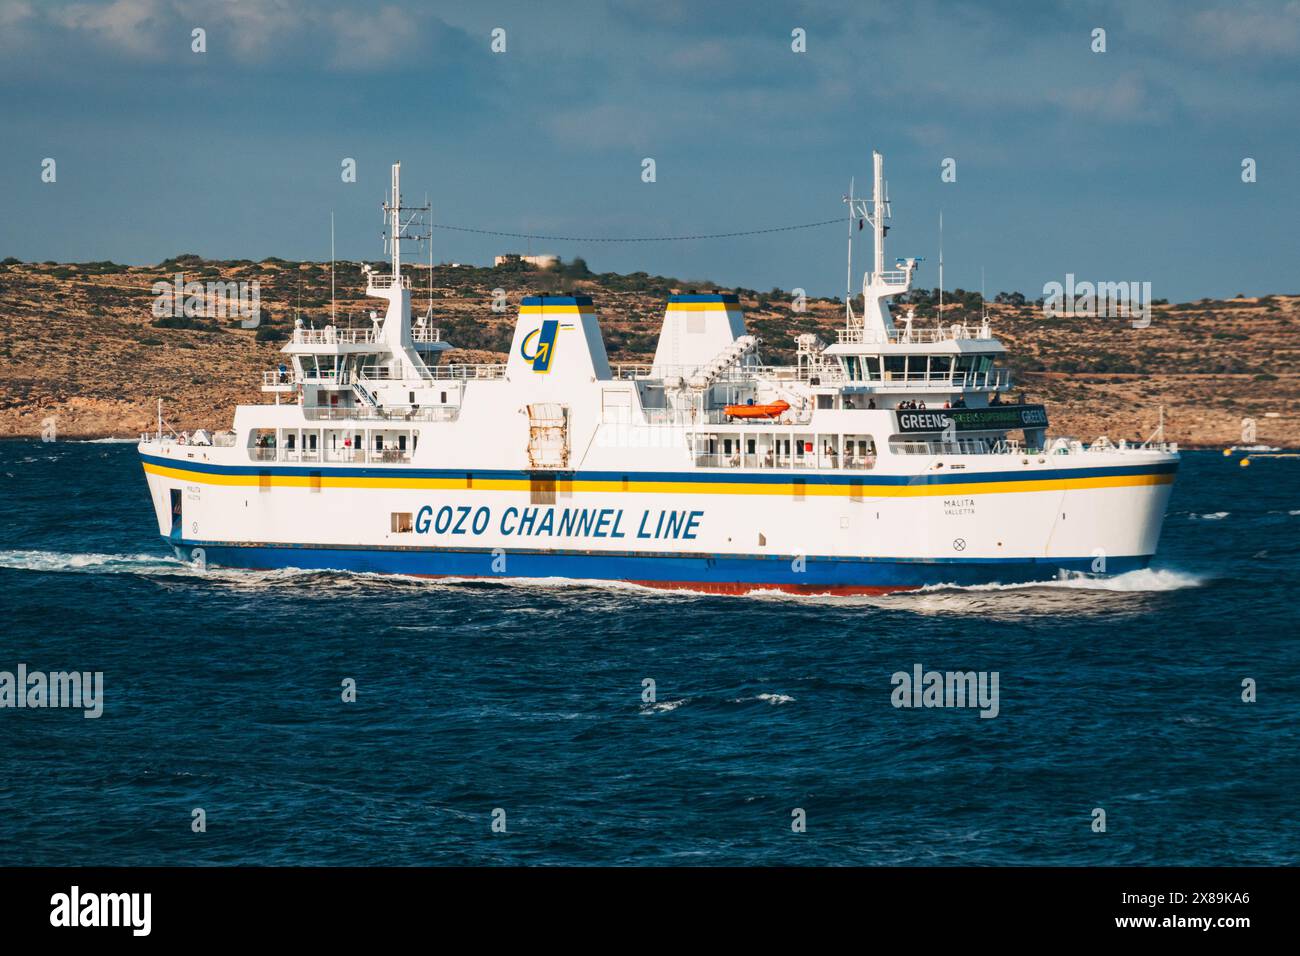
[
  {"xmin": 870, "ymin": 150, "xmax": 888, "ymax": 280},
  {"xmin": 389, "ymin": 162, "xmax": 402, "ymax": 279}
]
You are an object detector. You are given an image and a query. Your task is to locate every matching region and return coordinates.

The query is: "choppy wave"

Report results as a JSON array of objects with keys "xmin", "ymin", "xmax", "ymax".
[
  {"xmin": 731, "ymin": 693, "xmax": 796, "ymax": 705},
  {"xmin": 641, "ymin": 699, "xmax": 687, "ymax": 714},
  {"xmin": 1190, "ymin": 511, "xmax": 1230, "ymax": 520}
]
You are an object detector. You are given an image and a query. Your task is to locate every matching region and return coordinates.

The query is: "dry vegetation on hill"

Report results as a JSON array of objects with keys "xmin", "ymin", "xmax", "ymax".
[{"xmin": 0, "ymin": 255, "xmax": 1296, "ymax": 447}]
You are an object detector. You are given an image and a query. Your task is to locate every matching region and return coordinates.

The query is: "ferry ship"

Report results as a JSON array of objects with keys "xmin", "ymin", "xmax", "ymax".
[{"xmin": 139, "ymin": 156, "xmax": 1178, "ymax": 594}]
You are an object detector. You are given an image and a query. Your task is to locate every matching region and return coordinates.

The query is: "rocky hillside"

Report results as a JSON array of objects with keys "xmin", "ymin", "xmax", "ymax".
[{"xmin": 0, "ymin": 256, "xmax": 1296, "ymax": 447}]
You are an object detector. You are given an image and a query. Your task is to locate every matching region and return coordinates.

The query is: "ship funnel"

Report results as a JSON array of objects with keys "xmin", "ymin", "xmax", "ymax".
[
  {"xmin": 652, "ymin": 294, "xmax": 748, "ymax": 373},
  {"xmin": 507, "ymin": 295, "xmax": 611, "ymax": 386}
]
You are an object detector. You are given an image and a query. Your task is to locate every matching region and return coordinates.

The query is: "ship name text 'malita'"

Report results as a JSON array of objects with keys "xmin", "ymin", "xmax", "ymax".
[{"xmin": 139, "ymin": 155, "xmax": 1178, "ymax": 594}]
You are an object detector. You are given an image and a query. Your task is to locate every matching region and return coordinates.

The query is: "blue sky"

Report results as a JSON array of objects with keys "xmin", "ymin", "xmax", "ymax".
[{"xmin": 1, "ymin": 0, "xmax": 1297, "ymax": 299}]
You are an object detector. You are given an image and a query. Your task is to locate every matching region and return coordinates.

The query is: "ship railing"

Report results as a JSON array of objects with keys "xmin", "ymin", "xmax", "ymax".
[
  {"xmin": 835, "ymin": 369, "xmax": 1012, "ymax": 390},
  {"xmin": 429, "ymin": 363, "xmax": 507, "ymax": 381},
  {"xmin": 357, "ymin": 365, "xmax": 407, "ymax": 380},
  {"xmin": 887, "ymin": 436, "xmax": 1180, "ymax": 457},
  {"xmin": 611, "ymin": 364, "xmax": 655, "ymax": 380},
  {"xmin": 251, "ymin": 447, "xmax": 416, "ymax": 464},
  {"xmin": 411, "ymin": 326, "xmax": 442, "ymax": 343},
  {"xmin": 291, "ymin": 327, "xmax": 378, "ymax": 346},
  {"xmin": 139, "ymin": 431, "xmax": 238, "ymax": 447},
  {"xmin": 367, "ymin": 274, "xmax": 410, "ymax": 290},
  {"xmin": 691, "ymin": 452, "xmax": 876, "ymax": 471},
  {"xmin": 890, "ymin": 438, "xmax": 1023, "ymax": 456},
  {"xmin": 302, "ymin": 406, "xmax": 460, "ymax": 423},
  {"xmin": 610, "ymin": 363, "xmax": 801, "ymax": 385},
  {"xmin": 871, "ymin": 270, "xmax": 910, "ymax": 286},
  {"xmin": 641, "ymin": 407, "xmax": 814, "ymax": 427},
  {"xmin": 837, "ymin": 322, "xmax": 994, "ymax": 345}
]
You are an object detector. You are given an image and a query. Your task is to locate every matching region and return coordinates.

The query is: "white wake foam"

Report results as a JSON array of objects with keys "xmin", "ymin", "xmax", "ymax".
[{"xmin": 0, "ymin": 549, "xmax": 173, "ymax": 573}]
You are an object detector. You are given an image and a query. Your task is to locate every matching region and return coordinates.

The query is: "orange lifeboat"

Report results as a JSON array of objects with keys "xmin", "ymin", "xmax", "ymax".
[{"xmin": 724, "ymin": 400, "xmax": 790, "ymax": 420}]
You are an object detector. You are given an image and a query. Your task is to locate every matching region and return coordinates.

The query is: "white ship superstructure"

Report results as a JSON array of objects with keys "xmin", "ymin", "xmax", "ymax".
[{"xmin": 140, "ymin": 157, "xmax": 1178, "ymax": 594}]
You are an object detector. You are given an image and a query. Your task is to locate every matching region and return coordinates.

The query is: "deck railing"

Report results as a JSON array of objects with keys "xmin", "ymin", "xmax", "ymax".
[
  {"xmin": 691, "ymin": 452, "xmax": 876, "ymax": 471},
  {"xmin": 302, "ymin": 406, "xmax": 460, "ymax": 423},
  {"xmin": 837, "ymin": 321, "xmax": 994, "ymax": 345}
]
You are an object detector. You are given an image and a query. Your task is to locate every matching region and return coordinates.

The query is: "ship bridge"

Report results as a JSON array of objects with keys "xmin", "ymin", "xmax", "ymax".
[{"xmin": 823, "ymin": 314, "xmax": 1010, "ymax": 394}]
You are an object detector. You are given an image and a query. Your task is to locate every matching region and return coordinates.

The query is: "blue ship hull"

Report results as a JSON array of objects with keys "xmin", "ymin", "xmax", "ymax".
[{"xmin": 168, "ymin": 538, "xmax": 1150, "ymax": 594}]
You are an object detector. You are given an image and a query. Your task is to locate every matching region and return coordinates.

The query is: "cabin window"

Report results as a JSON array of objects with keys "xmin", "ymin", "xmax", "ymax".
[
  {"xmin": 374, "ymin": 435, "xmax": 384, "ymax": 450},
  {"xmin": 842, "ymin": 356, "xmax": 861, "ymax": 380},
  {"xmin": 409, "ymin": 391, "xmax": 416, "ymax": 405},
  {"xmin": 930, "ymin": 355, "xmax": 952, "ymax": 378},
  {"xmin": 398, "ymin": 434, "xmax": 407, "ymax": 452},
  {"xmin": 249, "ymin": 428, "xmax": 277, "ymax": 461},
  {"xmin": 884, "ymin": 356, "xmax": 907, "ymax": 382},
  {"xmin": 391, "ymin": 512, "xmax": 413, "ymax": 533},
  {"xmin": 844, "ymin": 435, "xmax": 877, "ymax": 470},
  {"xmin": 746, "ymin": 439, "xmax": 756, "ymax": 455},
  {"xmin": 817, "ymin": 394, "xmax": 834, "ymax": 409},
  {"xmin": 862, "ymin": 356, "xmax": 880, "ymax": 381},
  {"xmin": 440, "ymin": 391, "xmax": 447, "ymax": 404}
]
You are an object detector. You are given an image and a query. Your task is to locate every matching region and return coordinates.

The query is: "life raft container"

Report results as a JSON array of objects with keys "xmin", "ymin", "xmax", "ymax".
[{"xmin": 724, "ymin": 400, "xmax": 790, "ymax": 420}]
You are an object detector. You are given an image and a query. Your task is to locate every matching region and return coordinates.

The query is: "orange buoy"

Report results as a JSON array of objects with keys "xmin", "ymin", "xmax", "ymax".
[{"xmin": 724, "ymin": 400, "xmax": 790, "ymax": 420}]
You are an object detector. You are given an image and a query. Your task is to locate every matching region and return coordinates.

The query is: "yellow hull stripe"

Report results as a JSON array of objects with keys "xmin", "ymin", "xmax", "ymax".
[{"xmin": 144, "ymin": 462, "xmax": 1172, "ymax": 497}]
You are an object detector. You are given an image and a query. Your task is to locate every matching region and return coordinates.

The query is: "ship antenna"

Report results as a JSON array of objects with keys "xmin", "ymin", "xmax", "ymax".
[
  {"xmin": 427, "ymin": 191, "xmax": 434, "ymax": 320},
  {"xmin": 845, "ymin": 176, "xmax": 854, "ymax": 324},
  {"xmin": 938, "ymin": 209, "xmax": 944, "ymax": 322},
  {"xmin": 330, "ymin": 211, "xmax": 335, "ymax": 325}
]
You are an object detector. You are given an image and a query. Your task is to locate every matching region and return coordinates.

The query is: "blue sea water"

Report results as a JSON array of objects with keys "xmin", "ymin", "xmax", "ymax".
[{"xmin": 0, "ymin": 441, "xmax": 1296, "ymax": 866}]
